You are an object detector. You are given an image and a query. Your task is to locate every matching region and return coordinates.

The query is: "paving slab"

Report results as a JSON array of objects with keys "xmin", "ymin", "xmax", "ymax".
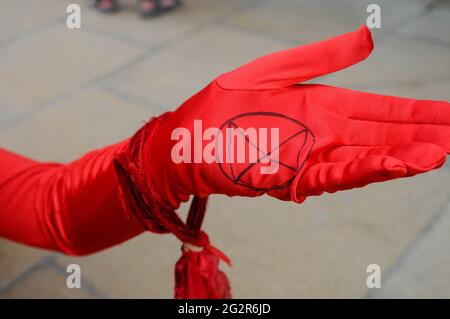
[
  {"xmin": 371, "ymin": 202, "xmax": 450, "ymax": 298},
  {"xmin": 0, "ymin": 0, "xmax": 72, "ymax": 43},
  {"xmin": 56, "ymin": 234, "xmax": 178, "ymax": 298},
  {"xmin": 81, "ymin": 0, "xmax": 254, "ymax": 46},
  {"xmin": 223, "ymin": 0, "xmax": 424, "ymax": 43},
  {"xmin": 106, "ymin": 25, "xmax": 290, "ymax": 109},
  {"xmin": 0, "ymin": 24, "xmax": 144, "ymax": 125},
  {"xmin": 0, "ymin": 240, "xmax": 47, "ymax": 289},
  {"xmin": 397, "ymin": 9, "xmax": 450, "ymax": 46},
  {"xmin": 0, "ymin": 264, "xmax": 90, "ymax": 298},
  {"xmin": 0, "ymin": 89, "xmax": 157, "ymax": 162},
  {"xmin": 322, "ymin": 33, "xmax": 450, "ymax": 90}
]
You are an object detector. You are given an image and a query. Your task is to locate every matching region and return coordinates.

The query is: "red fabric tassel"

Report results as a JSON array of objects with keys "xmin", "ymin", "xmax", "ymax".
[
  {"xmin": 175, "ymin": 242, "xmax": 232, "ymax": 299},
  {"xmin": 175, "ymin": 197, "xmax": 232, "ymax": 299}
]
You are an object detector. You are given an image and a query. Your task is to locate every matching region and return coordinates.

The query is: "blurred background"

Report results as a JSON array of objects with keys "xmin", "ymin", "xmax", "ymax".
[{"xmin": 0, "ymin": 0, "xmax": 449, "ymax": 298}]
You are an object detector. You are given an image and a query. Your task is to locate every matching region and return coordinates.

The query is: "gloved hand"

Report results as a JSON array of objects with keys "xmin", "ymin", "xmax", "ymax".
[
  {"xmin": 115, "ymin": 25, "xmax": 448, "ymax": 298},
  {"xmin": 1, "ymin": 25, "xmax": 448, "ymax": 299},
  {"xmin": 141, "ymin": 25, "xmax": 449, "ymax": 210}
]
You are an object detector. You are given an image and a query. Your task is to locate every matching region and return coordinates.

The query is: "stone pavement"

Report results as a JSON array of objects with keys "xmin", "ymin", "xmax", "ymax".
[{"xmin": 0, "ymin": 0, "xmax": 449, "ymax": 298}]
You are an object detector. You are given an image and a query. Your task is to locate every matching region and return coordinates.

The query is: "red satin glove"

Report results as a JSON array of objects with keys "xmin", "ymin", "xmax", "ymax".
[
  {"xmin": 145, "ymin": 25, "xmax": 449, "ymax": 208},
  {"xmin": 1, "ymin": 25, "xmax": 449, "ymax": 299},
  {"xmin": 0, "ymin": 142, "xmax": 145, "ymax": 255}
]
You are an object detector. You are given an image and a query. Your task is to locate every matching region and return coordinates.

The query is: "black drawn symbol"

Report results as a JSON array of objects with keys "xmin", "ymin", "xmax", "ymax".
[{"xmin": 217, "ymin": 112, "xmax": 315, "ymax": 191}]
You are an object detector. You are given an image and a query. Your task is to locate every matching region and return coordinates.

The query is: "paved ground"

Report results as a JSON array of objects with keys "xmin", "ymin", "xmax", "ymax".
[{"xmin": 0, "ymin": 0, "xmax": 449, "ymax": 298}]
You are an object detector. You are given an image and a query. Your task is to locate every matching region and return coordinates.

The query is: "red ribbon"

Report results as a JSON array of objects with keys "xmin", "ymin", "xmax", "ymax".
[
  {"xmin": 175, "ymin": 239, "xmax": 232, "ymax": 299},
  {"xmin": 175, "ymin": 197, "xmax": 232, "ymax": 299},
  {"xmin": 114, "ymin": 117, "xmax": 232, "ymax": 299}
]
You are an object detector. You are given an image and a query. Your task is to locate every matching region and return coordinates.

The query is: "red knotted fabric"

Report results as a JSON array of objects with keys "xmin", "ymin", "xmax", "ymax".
[
  {"xmin": 175, "ymin": 241, "xmax": 232, "ymax": 299},
  {"xmin": 0, "ymin": 113, "xmax": 232, "ymax": 299},
  {"xmin": 113, "ymin": 114, "xmax": 232, "ymax": 299}
]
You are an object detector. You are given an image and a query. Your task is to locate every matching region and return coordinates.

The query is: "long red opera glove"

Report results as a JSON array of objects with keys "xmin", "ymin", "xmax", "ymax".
[
  {"xmin": 1, "ymin": 25, "xmax": 449, "ymax": 298},
  {"xmin": 0, "ymin": 142, "xmax": 145, "ymax": 255}
]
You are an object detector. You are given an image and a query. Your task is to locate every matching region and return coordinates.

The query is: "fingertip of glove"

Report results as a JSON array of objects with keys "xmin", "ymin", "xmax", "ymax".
[
  {"xmin": 357, "ymin": 24, "xmax": 374, "ymax": 57},
  {"xmin": 379, "ymin": 143, "xmax": 447, "ymax": 177},
  {"xmin": 292, "ymin": 192, "xmax": 308, "ymax": 204},
  {"xmin": 409, "ymin": 144, "xmax": 447, "ymax": 172},
  {"xmin": 380, "ymin": 156, "xmax": 408, "ymax": 177},
  {"xmin": 290, "ymin": 171, "xmax": 317, "ymax": 203}
]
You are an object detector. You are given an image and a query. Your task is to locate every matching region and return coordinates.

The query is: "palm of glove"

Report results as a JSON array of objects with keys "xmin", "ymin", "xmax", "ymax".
[{"xmin": 147, "ymin": 25, "xmax": 449, "ymax": 209}]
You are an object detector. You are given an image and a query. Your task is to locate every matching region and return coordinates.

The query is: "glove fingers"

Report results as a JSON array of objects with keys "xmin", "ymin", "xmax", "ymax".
[
  {"xmin": 386, "ymin": 142, "xmax": 447, "ymax": 174},
  {"xmin": 319, "ymin": 143, "xmax": 447, "ymax": 168},
  {"xmin": 344, "ymin": 118, "xmax": 450, "ymax": 153},
  {"xmin": 295, "ymin": 155, "xmax": 407, "ymax": 199},
  {"xmin": 363, "ymin": 93, "xmax": 450, "ymax": 125},
  {"xmin": 293, "ymin": 143, "xmax": 446, "ymax": 200},
  {"xmin": 326, "ymin": 86, "xmax": 450, "ymax": 126}
]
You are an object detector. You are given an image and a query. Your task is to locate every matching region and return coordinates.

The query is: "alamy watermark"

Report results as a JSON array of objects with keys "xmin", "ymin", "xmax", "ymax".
[
  {"xmin": 171, "ymin": 120, "xmax": 281, "ymax": 175},
  {"xmin": 366, "ymin": 263, "xmax": 381, "ymax": 289},
  {"xmin": 66, "ymin": 263, "xmax": 81, "ymax": 289},
  {"xmin": 66, "ymin": 4, "xmax": 81, "ymax": 29},
  {"xmin": 366, "ymin": 4, "xmax": 381, "ymax": 29}
]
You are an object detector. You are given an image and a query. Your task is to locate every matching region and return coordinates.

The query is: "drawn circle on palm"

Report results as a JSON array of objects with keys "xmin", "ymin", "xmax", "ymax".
[{"xmin": 217, "ymin": 112, "xmax": 315, "ymax": 191}]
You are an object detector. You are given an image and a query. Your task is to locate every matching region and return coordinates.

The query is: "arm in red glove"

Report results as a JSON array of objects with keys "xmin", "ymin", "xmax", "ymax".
[
  {"xmin": 0, "ymin": 142, "xmax": 145, "ymax": 256},
  {"xmin": 0, "ymin": 25, "xmax": 448, "ymax": 298}
]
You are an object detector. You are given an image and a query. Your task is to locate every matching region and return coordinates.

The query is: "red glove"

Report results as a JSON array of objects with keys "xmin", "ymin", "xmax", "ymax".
[
  {"xmin": 145, "ymin": 24, "xmax": 449, "ymax": 208},
  {"xmin": 0, "ymin": 142, "xmax": 145, "ymax": 255},
  {"xmin": 1, "ymin": 25, "xmax": 449, "ymax": 299}
]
